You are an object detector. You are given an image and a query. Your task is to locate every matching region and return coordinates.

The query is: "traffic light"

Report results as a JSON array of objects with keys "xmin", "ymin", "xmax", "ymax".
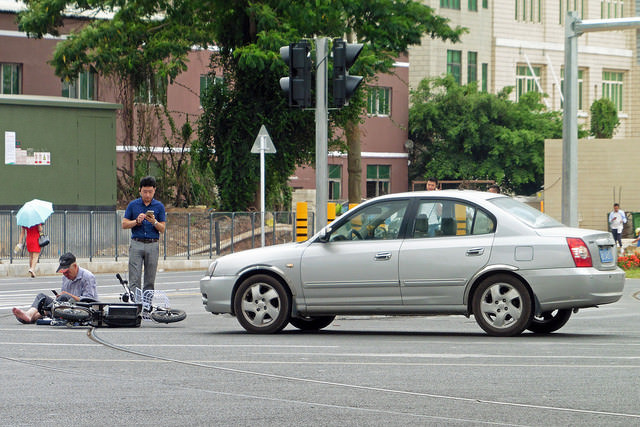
[
  {"xmin": 332, "ymin": 38, "xmax": 363, "ymax": 108},
  {"xmin": 279, "ymin": 41, "xmax": 312, "ymax": 108}
]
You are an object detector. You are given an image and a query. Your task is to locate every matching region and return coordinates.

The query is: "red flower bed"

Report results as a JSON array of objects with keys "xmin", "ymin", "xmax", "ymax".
[{"xmin": 617, "ymin": 255, "xmax": 640, "ymax": 270}]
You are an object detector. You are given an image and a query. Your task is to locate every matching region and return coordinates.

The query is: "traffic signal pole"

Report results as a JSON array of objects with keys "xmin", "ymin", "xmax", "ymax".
[{"xmin": 315, "ymin": 37, "xmax": 328, "ymax": 231}]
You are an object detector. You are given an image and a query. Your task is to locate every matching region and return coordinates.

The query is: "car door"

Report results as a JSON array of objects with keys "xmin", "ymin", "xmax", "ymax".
[
  {"xmin": 300, "ymin": 199, "xmax": 410, "ymax": 307},
  {"xmin": 399, "ymin": 199, "xmax": 495, "ymax": 305}
]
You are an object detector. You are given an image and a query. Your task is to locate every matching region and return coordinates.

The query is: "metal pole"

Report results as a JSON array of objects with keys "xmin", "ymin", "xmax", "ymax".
[
  {"xmin": 562, "ymin": 12, "xmax": 579, "ymax": 227},
  {"xmin": 260, "ymin": 135, "xmax": 266, "ymax": 247},
  {"xmin": 315, "ymin": 37, "xmax": 328, "ymax": 232}
]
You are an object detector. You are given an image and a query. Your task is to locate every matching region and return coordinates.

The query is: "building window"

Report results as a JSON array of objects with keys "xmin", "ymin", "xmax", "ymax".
[
  {"xmin": 468, "ymin": 52, "xmax": 478, "ymax": 84},
  {"xmin": 560, "ymin": 68, "xmax": 584, "ymax": 110},
  {"xmin": 367, "ymin": 86, "xmax": 391, "ymax": 116},
  {"xmin": 481, "ymin": 63, "xmax": 488, "ymax": 92},
  {"xmin": 515, "ymin": 0, "xmax": 542, "ymax": 22},
  {"xmin": 135, "ymin": 73, "xmax": 167, "ymax": 105},
  {"xmin": 601, "ymin": 0, "xmax": 624, "ymax": 18},
  {"xmin": 200, "ymin": 74, "xmax": 223, "ymax": 104},
  {"xmin": 602, "ymin": 71, "xmax": 623, "ymax": 111},
  {"xmin": 62, "ymin": 70, "xmax": 96, "ymax": 100},
  {"xmin": 447, "ymin": 50, "xmax": 462, "ymax": 84},
  {"xmin": 1, "ymin": 63, "xmax": 21, "ymax": 94},
  {"xmin": 441, "ymin": 0, "xmax": 461, "ymax": 9},
  {"xmin": 366, "ymin": 165, "xmax": 390, "ymax": 198},
  {"xmin": 516, "ymin": 65, "xmax": 541, "ymax": 101},
  {"xmin": 329, "ymin": 164, "xmax": 342, "ymax": 200},
  {"xmin": 483, "ymin": 0, "xmax": 488, "ymax": 8},
  {"xmin": 559, "ymin": 0, "xmax": 584, "ymax": 24},
  {"xmin": 469, "ymin": 0, "xmax": 478, "ymax": 10}
]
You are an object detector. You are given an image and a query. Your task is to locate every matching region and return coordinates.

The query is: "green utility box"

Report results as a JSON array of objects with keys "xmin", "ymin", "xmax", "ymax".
[{"xmin": 0, "ymin": 95, "xmax": 120, "ymax": 210}]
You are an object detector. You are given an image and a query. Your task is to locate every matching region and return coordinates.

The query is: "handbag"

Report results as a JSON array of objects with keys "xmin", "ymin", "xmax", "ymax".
[{"xmin": 38, "ymin": 234, "xmax": 50, "ymax": 247}]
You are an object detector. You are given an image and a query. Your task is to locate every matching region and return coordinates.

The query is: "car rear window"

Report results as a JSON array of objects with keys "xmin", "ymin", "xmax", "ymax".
[{"xmin": 490, "ymin": 197, "xmax": 563, "ymax": 228}]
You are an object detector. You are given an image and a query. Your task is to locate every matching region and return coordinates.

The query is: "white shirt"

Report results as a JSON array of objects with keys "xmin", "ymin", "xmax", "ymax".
[{"xmin": 608, "ymin": 209, "xmax": 627, "ymax": 232}]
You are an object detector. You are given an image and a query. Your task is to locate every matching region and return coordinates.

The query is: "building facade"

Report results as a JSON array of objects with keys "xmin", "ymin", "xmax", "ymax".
[{"xmin": 409, "ymin": 0, "xmax": 638, "ymax": 137}]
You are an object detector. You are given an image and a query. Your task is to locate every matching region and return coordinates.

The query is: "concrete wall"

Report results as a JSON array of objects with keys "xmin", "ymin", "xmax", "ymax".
[{"xmin": 544, "ymin": 138, "xmax": 640, "ymax": 233}]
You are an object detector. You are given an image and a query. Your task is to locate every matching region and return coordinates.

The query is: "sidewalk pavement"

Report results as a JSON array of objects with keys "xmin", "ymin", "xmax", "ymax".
[{"xmin": 0, "ymin": 257, "xmax": 213, "ymax": 278}]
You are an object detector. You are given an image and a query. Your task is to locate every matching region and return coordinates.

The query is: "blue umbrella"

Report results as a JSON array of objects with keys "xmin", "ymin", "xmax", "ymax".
[{"xmin": 16, "ymin": 199, "xmax": 54, "ymax": 227}]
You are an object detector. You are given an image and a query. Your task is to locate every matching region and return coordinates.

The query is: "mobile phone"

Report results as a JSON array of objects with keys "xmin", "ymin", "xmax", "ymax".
[
  {"xmin": 51, "ymin": 290, "xmax": 58, "ymax": 296},
  {"xmin": 146, "ymin": 210, "xmax": 154, "ymax": 216}
]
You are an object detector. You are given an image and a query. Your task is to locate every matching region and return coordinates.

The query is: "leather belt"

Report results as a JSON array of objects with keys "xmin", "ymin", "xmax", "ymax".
[{"xmin": 133, "ymin": 238, "xmax": 158, "ymax": 243}]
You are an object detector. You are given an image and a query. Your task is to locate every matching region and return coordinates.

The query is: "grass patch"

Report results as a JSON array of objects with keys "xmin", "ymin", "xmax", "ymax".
[{"xmin": 623, "ymin": 268, "xmax": 640, "ymax": 279}]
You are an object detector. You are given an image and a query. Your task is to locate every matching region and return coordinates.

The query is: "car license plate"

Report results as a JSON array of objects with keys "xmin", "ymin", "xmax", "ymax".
[{"xmin": 599, "ymin": 247, "xmax": 614, "ymax": 263}]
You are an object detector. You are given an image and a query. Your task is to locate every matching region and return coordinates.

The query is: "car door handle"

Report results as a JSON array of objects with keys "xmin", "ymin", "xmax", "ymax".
[
  {"xmin": 466, "ymin": 247, "xmax": 485, "ymax": 256},
  {"xmin": 374, "ymin": 252, "xmax": 392, "ymax": 260}
]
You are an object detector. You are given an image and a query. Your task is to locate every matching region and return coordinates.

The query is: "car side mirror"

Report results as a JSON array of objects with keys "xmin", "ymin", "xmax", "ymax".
[{"xmin": 317, "ymin": 226, "xmax": 331, "ymax": 243}]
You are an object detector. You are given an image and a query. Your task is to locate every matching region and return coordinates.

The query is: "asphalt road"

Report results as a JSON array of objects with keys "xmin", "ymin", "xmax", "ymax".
[{"xmin": 1, "ymin": 271, "xmax": 639, "ymax": 426}]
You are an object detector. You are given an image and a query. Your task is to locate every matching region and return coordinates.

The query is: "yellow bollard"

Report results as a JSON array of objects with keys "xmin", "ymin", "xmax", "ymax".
[
  {"xmin": 327, "ymin": 203, "xmax": 336, "ymax": 224},
  {"xmin": 348, "ymin": 203, "xmax": 358, "ymax": 211},
  {"xmin": 296, "ymin": 202, "xmax": 308, "ymax": 242}
]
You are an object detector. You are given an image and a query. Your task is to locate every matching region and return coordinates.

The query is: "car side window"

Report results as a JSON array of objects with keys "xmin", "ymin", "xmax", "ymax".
[
  {"xmin": 412, "ymin": 200, "xmax": 494, "ymax": 237},
  {"xmin": 329, "ymin": 200, "xmax": 408, "ymax": 241}
]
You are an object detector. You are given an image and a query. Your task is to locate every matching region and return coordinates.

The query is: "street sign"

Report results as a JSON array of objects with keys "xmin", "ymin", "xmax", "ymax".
[
  {"xmin": 252, "ymin": 125, "xmax": 276, "ymax": 247},
  {"xmin": 251, "ymin": 125, "xmax": 276, "ymax": 153}
]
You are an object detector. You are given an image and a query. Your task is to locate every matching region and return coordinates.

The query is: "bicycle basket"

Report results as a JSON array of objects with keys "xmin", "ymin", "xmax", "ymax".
[{"xmin": 134, "ymin": 289, "xmax": 170, "ymax": 320}]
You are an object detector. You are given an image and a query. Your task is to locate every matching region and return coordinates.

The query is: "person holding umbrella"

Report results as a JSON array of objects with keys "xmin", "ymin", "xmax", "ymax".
[{"xmin": 14, "ymin": 199, "xmax": 53, "ymax": 278}]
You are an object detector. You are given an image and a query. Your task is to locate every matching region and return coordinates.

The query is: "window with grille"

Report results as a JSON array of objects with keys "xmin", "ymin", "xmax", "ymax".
[
  {"xmin": 515, "ymin": 0, "xmax": 542, "ymax": 22},
  {"xmin": 62, "ymin": 70, "xmax": 96, "ymax": 100},
  {"xmin": 1, "ymin": 63, "xmax": 21, "ymax": 94},
  {"xmin": 482, "ymin": 63, "xmax": 488, "ymax": 92},
  {"xmin": 367, "ymin": 86, "xmax": 391, "ymax": 116},
  {"xmin": 441, "ymin": 0, "xmax": 461, "ymax": 9},
  {"xmin": 329, "ymin": 164, "xmax": 342, "ymax": 200},
  {"xmin": 559, "ymin": 0, "xmax": 584, "ymax": 24},
  {"xmin": 469, "ymin": 0, "xmax": 478, "ymax": 11},
  {"xmin": 560, "ymin": 68, "xmax": 584, "ymax": 110},
  {"xmin": 516, "ymin": 65, "xmax": 541, "ymax": 101},
  {"xmin": 447, "ymin": 50, "xmax": 462, "ymax": 84},
  {"xmin": 601, "ymin": 0, "xmax": 624, "ymax": 18},
  {"xmin": 366, "ymin": 165, "xmax": 390, "ymax": 198},
  {"xmin": 135, "ymin": 73, "xmax": 167, "ymax": 105},
  {"xmin": 602, "ymin": 71, "xmax": 623, "ymax": 111},
  {"xmin": 468, "ymin": 52, "xmax": 478, "ymax": 84}
]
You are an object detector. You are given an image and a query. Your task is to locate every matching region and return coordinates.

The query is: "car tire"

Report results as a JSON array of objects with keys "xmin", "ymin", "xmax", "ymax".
[
  {"xmin": 526, "ymin": 309, "xmax": 572, "ymax": 334},
  {"xmin": 472, "ymin": 274, "xmax": 532, "ymax": 337},
  {"xmin": 289, "ymin": 315, "xmax": 336, "ymax": 331},
  {"xmin": 233, "ymin": 274, "xmax": 290, "ymax": 334}
]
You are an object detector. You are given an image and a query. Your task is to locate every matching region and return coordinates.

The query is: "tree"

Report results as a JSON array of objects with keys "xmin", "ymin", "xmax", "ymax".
[
  {"xmin": 590, "ymin": 98, "xmax": 620, "ymax": 139},
  {"xmin": 409, "ymin": 77, "xmax": 564, "ymax": 195},
  {"xmin": 19, "ymin": 0, "xmax": 463, "ymax": 210}
]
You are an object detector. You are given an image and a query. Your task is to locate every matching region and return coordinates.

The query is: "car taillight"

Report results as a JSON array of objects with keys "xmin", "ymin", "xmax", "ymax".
[{"xmin": 566, "ymin": 237, "xmax": 592, "ymax": 267}]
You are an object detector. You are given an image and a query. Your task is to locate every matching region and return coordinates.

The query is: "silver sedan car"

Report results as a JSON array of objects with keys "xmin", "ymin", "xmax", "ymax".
[{"xmin": 200, "ymin": 190, "xmax": 625, "ymax": 336}]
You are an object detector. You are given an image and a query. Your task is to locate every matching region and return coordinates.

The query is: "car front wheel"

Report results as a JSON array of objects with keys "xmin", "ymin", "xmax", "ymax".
[
  {"xmin": 472, "ymin": 274, "xmax": 532, "ymax": 337},
  {"xmin": 527, "ymin": 309, "xmax": 572, "ymax": 334},
  {"xmin": 233, "ymin": 274, "xmax": 290, "ymax": 334}
]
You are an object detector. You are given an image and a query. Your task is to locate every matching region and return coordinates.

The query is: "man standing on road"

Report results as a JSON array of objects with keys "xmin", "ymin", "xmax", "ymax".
[
  {"xmin": 12, "ymin": 252, "xmax": 98, "ymax": 324},
  {"xmin": 608, "ymin": 203, "xmax": 627, "ymax": 250},
  {"xmin": 122, "ymin": 176, "xmax": 166, "ymax": 295}
]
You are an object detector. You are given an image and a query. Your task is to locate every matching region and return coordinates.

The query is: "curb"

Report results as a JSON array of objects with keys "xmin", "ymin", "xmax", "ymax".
[{"xmin": 0, "ymin": 257, "xmax": 213, "ymax": 278}]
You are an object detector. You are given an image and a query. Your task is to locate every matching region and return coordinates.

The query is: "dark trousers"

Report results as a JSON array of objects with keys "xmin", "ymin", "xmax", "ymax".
[
  {"xmin": 611, "ymin": 229, "xmax": 623, "ymax": 247},
  {"xmin": 30, "ymin": 293, "xmax": 72, "ymax": 313}
]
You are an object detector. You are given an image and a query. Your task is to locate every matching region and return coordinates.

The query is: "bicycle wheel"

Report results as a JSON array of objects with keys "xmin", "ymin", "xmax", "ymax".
[
  {"xmin": 151, "ymin": 308, "xmax": 187, "ymax": 323},
  {"xmin": 53, "ymin": 305, "xmax": 91, "ymax": 322}
]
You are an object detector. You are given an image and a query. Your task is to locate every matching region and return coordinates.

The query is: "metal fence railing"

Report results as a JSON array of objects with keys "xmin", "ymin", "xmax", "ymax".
[{"xmin": 1, "ymin": 210, "xmax": 315, "ymax": 263}]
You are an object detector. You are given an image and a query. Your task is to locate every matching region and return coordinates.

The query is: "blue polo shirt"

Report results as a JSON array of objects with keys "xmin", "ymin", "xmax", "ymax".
[{"xmin": 124, "ymin": 198, "xmax": 166, "ymax": 240}]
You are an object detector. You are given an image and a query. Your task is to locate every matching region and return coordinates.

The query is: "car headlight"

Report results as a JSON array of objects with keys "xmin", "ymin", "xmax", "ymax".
[{"xmin": 206, "ymin": 260, "xmax": 217, "ymax": 276}]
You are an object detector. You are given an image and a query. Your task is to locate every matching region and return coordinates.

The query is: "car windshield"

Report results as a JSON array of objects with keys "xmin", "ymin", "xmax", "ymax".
[{"xmin": 490, "ymin": 197, "xmax": 563, "ymax": 228}]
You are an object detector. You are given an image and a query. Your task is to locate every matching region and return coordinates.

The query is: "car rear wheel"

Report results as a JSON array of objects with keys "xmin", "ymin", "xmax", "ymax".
[
  {"xmin": 527, "ymin": 309, "xmax": 572, "ymax": 334},
  {"xmin": 233, "ymin": 274, "xmax": 290, "ymax": 334},
  {"xmin": 472, "ymin": 274, "xmax": 532, "ymax": 337},
  {"xmin": 289, "ymin": 315, "xmax": 336, "ymax": 331}
]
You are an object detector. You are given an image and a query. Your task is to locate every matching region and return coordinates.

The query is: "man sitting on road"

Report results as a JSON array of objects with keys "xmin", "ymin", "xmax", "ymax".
[{"xmin": 12, "ymin": 252, "xmax": 98, "ymax": 324}]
